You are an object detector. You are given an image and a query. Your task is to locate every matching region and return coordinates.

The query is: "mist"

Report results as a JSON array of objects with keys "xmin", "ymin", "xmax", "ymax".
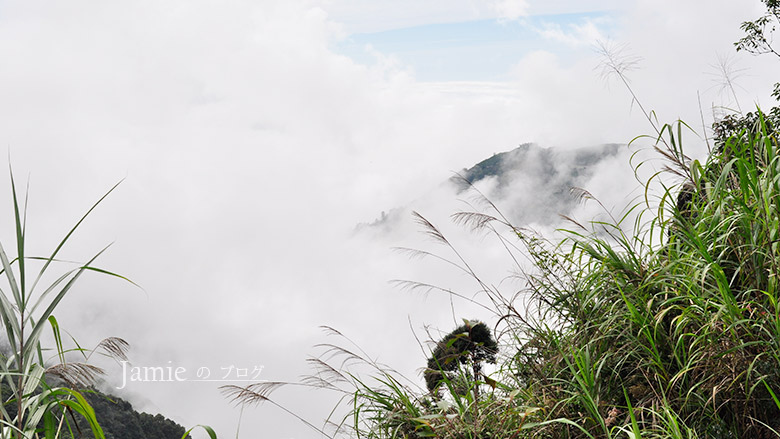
[{"xmin": 0, "ymin": 0, "xmax": 775, "ymax": 438}]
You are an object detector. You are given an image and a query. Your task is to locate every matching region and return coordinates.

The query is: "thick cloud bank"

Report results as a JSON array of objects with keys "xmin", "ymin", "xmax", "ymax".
[{"xmin": 0, "ymin": 0, "xmax": 774, "ymax": 438}]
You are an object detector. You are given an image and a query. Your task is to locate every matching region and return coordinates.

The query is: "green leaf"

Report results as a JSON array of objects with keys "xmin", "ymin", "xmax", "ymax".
[
  {"xmin": 49, "ymin": 315, "xmax": 65, "ymax": 364},
  {"xmin": 181, "ymin": 424, "xmax": 218, "ymax": 439},
  {"xmin": 56, "ymin": 388, "xmax": 105, "ymax": 439}
]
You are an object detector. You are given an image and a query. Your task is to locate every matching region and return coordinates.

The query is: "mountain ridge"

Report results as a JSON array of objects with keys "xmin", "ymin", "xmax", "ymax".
[{"xmin": 360, "ymin": 142, "xmax": 625, "ymax": 231}]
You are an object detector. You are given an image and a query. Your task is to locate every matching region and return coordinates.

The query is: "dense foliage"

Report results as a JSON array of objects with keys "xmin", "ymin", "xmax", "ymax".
[
  {"xmin": 323, "ymin": 107, "xmax": 779, "ymax": 438},
  {"xmin": 424, "ymin": 321, "xmax": 498, "ymax": 394},
  {"xmin": 74, "ymin": 391, "xmax": 189, "ymax": 439},
  {"xmin": 318, "ymin": 110, "xmax": 778, "ymax": 439},
  {"xmin": 223, "ymin": 3, "xmax": 780, "ymax": 439},
  {"xmin": 510, "ymin": 111, "xmax": 780, "ymax": 438},
  {"xmin": 303, "ymin": 5, "xmax": 780, "ymax": 437},
  {"xmin": 1, "ymin": 384, "xmax": 188, "ymax": 439}
]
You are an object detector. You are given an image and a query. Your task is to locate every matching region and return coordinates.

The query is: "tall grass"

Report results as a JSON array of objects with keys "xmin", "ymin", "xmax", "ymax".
[
  {"xmin": 0, "ymin": 168, "xmax": 132, "ymax": 439},
  {"xmin": 324, "ymin": 114, "xmax": 780, "ymax": 438},
  {"xmin": 311, "ymin": 111, "xmax": 778, "ymax": 439},
  {"xmin": 223, "ymin": 20, "xmax": 780, "ymax": 439},
  {"xmin": 222, "ymin": 110, "xmax": 780, "ymax": 438},
  {"xmin": 508, "ymin": 113, "xmax": 780, "ymax": 438}
]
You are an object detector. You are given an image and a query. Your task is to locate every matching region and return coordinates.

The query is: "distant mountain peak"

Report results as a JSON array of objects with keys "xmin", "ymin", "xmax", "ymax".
[
  {"xmin": 359, "ymin": 143, "xmax": 626, "ymax": 232},
  {"xmin": 453, "ymin": 143, "xmax": 621, "ymax": 191}
]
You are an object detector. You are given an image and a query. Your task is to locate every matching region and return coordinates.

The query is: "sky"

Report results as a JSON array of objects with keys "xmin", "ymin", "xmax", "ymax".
[{"xmin": 0, "ymin": 0, "xmax": 776, "ymax": 438}]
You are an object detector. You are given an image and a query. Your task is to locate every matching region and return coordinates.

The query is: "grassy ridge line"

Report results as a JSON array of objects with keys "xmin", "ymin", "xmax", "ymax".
[
  {"xmin": 302, "ymin": 111, "xmax": 777, "ymax": 439},
  {"xmin": 321, "ymin": 114, "xmax": 779, "ymax": 438}
]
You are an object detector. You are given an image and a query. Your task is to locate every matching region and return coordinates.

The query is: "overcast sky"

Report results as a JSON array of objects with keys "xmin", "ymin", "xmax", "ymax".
[{"xmin": 0, "ymin": 1, "xmax": 776, "ymax": 438}]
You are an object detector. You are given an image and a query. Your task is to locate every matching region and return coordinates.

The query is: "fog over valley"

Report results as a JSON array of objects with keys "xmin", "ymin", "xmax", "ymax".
[{"xmin": 0, "ymin": 1, "xmax": 775, "ymax": 438}]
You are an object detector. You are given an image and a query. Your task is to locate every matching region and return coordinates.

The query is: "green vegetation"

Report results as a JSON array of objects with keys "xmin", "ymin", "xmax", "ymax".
[
  {"xmin": 72, "ymin": 390, "xmax": 190, "ymax": 439},
  {"xmin": 227, "ymin": 111, "xmax": 779, "ymax": 438},
  {"xmin": 424, "ymin": 321, "xmax": 498, "ymax": 396},
  {"xmin": 0, "ymin": 172, "xmax": 213, "ymax": 439},
  {"xmin": 323, "ymin": 111, "xmax": 780, "ymax": 437},
  {"xmin": 224, "ymin": 2, "xmax": 780, "ymax": 439},
  {"xmin": 1, "ymin": 383, "xmax": 193, "ymax": 439},
  {"xmin": 735, "ymin": 0, "xmax": 780, "ymax": 104},
  {"xmin": 308, "ymin": 3, "xmax": 780, "ymax": 438},
  {"xmin": 505, "ymin": 110, "xmax": 780, "ymax": 438},
  {"xmin": 0, "ymin": 172, "xmax": 129, "ymax": 439}
]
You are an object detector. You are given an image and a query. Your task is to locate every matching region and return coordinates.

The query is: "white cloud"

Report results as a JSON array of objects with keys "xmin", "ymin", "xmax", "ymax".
[
  {"xmin": 0, "ymin": 0, "xmax": 776, "ymax": 438},
  {"xmin": 489, "ymin": 0, "xmax": 530, "ymax": 21},
  {"xmin": 535, "ymin": 18, "xmax": 609, "ymax": 47}
]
